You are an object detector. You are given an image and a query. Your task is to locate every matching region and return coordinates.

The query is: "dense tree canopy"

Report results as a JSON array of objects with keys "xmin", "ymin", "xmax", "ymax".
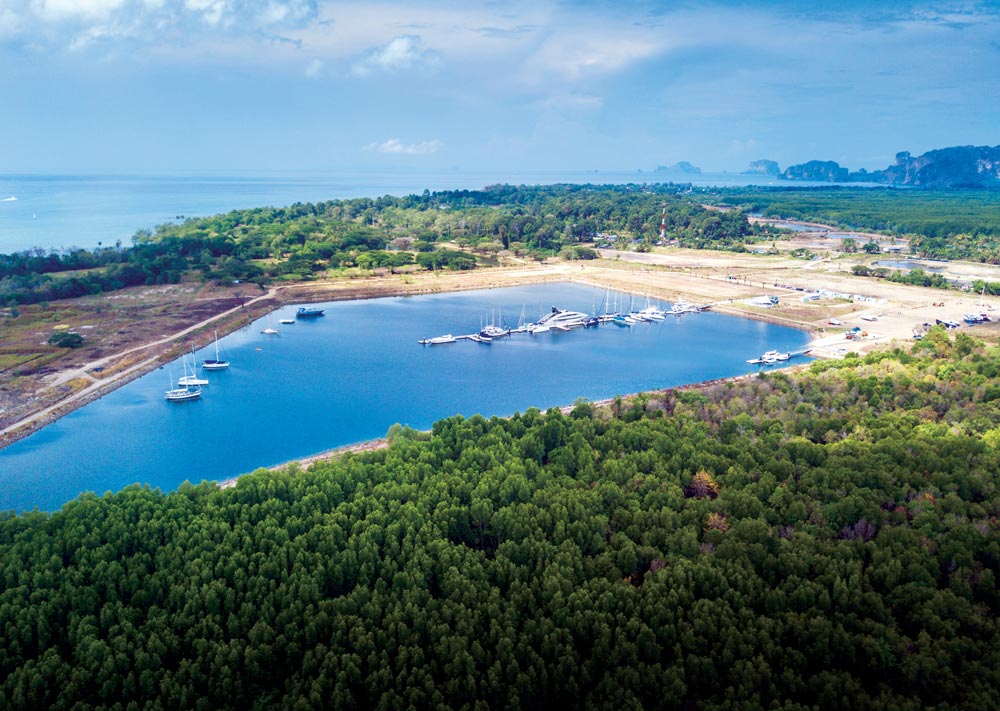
[
  {"xmin": 1, "ymin": 184, "xmax": 757, "ymax": 306},
  {"xmin": 709, "ymin": 186, "xmax": 1000, "ymax": 262},
  {"xmin": 2, "ymin": 331, "xmax": 999, "ymax": 710}
]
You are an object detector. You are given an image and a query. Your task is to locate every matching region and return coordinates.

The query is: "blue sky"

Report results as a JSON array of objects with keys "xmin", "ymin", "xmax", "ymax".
[{"xmin": 1, "ymin": 0, "xmax": 998, "ymax": 174}]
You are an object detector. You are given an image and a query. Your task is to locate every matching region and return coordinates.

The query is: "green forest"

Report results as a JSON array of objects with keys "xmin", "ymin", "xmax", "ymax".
[
  {"xmin": 0, "ymin": 184, "xmax": 757, "ymax": 306},
  {"xmin": 2, "ymin": 329, "xmax": 999, "ymax": 710},
  {"xmin": 709, "ymin": 187, "xmax": 1000, "ymax": 262}
]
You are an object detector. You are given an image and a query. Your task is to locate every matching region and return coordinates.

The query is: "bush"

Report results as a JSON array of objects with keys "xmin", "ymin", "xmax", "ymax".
[{"xmin": 48, "ymin": 332, "xmax": 84, "ymax": 348}]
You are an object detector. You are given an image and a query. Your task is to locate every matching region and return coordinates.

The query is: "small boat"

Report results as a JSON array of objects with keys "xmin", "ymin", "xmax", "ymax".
[
  {"xmin": 177, "ymin": 355, "xmax": 209, "ymax": 386},
  {"xmin": 612, "ymin": 314, "xmax": 633, "ymax": 327},
  {"xmin": 202, "ymin": 330, "xmax": 230, "ymax": 370},
  {"xmin": 165, "ymin": 386, "xmax": 201, "ymax": 401},
  {"xmin": 749, "ymin": 350, "xmax": 790, "ymax": 365},
  {"xmin": 261, "ymin": 314, "xmax": 279, "ymax": 335},
  {"xmin": 165, "ymin": 369, "xmax": 201, "ymax": 401},
  {"xmin": 479, "ymin": 324, "xmax": 510, "ymax": 340},
  {"xmin": 296, "ymin": 306, "xmax": 325, "ymax": 318},
  {"xmin": 279, "ymin": 318, "xmax": 295, "ymax": 325},
  {"xmin": 669, "ymin": 301, "xmax": 696, "ymax": 316},
  {"xmin": 531, "ymin": 306, "xmax": 588, "ymax": 330},
  {"xmin": 419, "ymin": 334, "xmax": 457, "ymax": 345}
]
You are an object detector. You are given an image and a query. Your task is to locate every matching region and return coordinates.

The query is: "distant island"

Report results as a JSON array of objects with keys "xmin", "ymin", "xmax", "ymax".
[
  {"xmin": 655, "ymin": 161, "xmax": 702, "ymax": 175},
  {"xmin": 742, "ymin": 159, "xmax": 781, "ymax": 176},
  {"xmin": 746, "ymin": 145, "xmax": 1000, "ymax": 188}
]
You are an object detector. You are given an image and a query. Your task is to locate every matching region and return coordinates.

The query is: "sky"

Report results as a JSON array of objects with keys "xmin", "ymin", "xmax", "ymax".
[{"xmin": 1, "ymin": 0, "xmax": 998, "ymax": 174}]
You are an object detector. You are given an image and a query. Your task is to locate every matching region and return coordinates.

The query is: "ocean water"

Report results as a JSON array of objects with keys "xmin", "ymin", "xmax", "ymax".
[
  {"xmin": 0, "ymin": 282, "xmax": 811, "ymax": 512},
  {"xmin": 0, "ymin": 170, "xmax": 820, "ymax": 254}
]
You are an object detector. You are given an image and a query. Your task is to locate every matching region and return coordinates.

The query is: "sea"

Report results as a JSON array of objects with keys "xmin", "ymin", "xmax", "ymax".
[
  {"xmin": 0, "ymin": 282, "xmax": 812, "ymax": 512},
  {"xmin": 0, "ymin": 170, "xmax": 819, "ymax": 255}
]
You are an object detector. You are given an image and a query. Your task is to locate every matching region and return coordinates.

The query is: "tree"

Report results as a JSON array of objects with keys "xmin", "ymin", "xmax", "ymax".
[{"xmin": 47, "ymin": 331, "xmax": 84, "ymax": 348}]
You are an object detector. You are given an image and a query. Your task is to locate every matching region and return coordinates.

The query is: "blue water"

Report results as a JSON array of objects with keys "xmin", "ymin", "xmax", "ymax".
[
  {"xmin": 875, "ymin": 259, "xmax": 946, "ymax": 273},
  {"xmin": 0, "ymin": 171, "xmax": 857, "ymax": 254},
  {"xmin": 0, "ymin": 282, "xmax": 811, "ymax": 512}
]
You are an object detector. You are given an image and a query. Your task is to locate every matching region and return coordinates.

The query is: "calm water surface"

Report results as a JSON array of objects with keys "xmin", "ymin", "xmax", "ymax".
[{"xmin": 0, "ymin": 283, "xmax": 811, "ymax": 512}]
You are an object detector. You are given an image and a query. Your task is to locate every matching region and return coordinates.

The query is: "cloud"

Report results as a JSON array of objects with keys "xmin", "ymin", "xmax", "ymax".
[
  {"xmin": 364, "ymin": 138, "xmax": 443, "ymax": 155},
  {"xmin": 350, "ymin": 34, "xmax": 439, "ymax": 76},
  {"xmin": 30, "ymin": 0, "xmax": 127, "ymax": 22},
  {"xmin": 304, "ymin": 57, "xmax": 322, "ymax": 76}
]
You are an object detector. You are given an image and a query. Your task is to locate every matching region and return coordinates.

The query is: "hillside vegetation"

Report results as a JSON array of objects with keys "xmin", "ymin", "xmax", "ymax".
[
  {"xmin": 710, "ymin": 187, "xmax": 1000, "ymax": 261},
  {"xmin": 1, "ymin": 185, "xmax": 757, "ymax": 306},
  {"xmin": 2, "ymin": 328, "xmax": 999, "ymax": 710}
]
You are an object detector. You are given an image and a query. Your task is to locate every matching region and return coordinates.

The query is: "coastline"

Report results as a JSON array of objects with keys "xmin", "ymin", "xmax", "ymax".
[{"xmin": 216, "ymin": 362, "xmax": 818, "ymax": 489}]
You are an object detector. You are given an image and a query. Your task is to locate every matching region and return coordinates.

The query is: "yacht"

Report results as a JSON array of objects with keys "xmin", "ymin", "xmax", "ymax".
[
  {"xmin": 165, "ymin": 369, "xmax": 202, "ymax": 401},
  {"xmin": 202, "ymin": 330, "xmax": 230, "ymax": 370},
  {"xmin": 479, "ymin": 324, "xmax": 510, "ymax": 340},
  {"xmin": 296, "ymin": 306, "xmax": 325, "ymax": 318},
  {"xmin": 165, "ymin": 386, "xmax": 201, "ymax": 402},
  {"xmin": 176, "ymin": 354, "xmax": 209, "ymax": 386},
  {"xmin": 419, "ymin": 334, "xmax": 457, "ymax": 345},
  {"xmin": 748, "ymin": 350, "xmax": 790, "ymax": 365},
  {"xmin": 530, "ymin": 306, "xmax": 589, "ymax": 331}
]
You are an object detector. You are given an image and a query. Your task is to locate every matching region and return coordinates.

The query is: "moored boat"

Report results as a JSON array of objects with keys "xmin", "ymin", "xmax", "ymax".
[
  {"xmin": 296, "ymin": 306, "xmax": 325, "ymax": 318},
  {"xmin": 419, "ymin": 334, "xmax": 457, "ymax": 345},
  {"xmin": 202, "ymin": 329, "xmax": 230, "ymax": 370},
  {"xmin": 165, "ymin": 386, "xmax": 201, "ymax": 401},
  {"xmin": 165, "ymin": 368, "xmax": 202, "ymax": 401}
]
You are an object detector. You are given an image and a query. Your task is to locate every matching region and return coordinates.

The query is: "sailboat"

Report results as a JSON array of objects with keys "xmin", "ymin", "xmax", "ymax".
[
  {"xmin": 177, "ymin": 352, "xmax": 209, "ymax": 386},
  {"xmin": 261, "ymin": 314, "xmax": 279, "ymax": 335},
  {"xmin": 165, "ymin": 368, "xmax": 201, "ymax": 401},
  {"xmin": 202, "ymin": 330, "xmax": 230, "ymax": 370}
]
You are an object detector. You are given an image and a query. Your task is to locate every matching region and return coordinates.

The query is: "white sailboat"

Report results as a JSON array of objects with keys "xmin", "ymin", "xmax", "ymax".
[
  {"xmin": 165, "ymin": 368, "xmax": 201, "ymax": 401},
  {"xmin": 261, "ymin": 314, "xmax": 279, "ymax": 335},
  {"xmin": 177, "ymin": 353, "xmax": 209, "ymax": 386},
  {"xmin": 202, "ymin": 330, "xmax": 230, "ymax": 370}
]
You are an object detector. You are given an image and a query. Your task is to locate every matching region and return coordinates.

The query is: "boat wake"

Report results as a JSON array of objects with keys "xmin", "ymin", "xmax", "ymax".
[{"xmin": 0, "ymin": 196, "xmax": 16, "ymax": 202}]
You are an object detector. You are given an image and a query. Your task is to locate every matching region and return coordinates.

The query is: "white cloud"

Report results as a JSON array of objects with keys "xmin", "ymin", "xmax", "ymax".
[
  {"xmin": 364, "ymin": 138, "xmax": 443, "ymax": 155},
  {"xmin": 304, "ymin": 57, "xmax": 322, "ymax": 76},
  {"xmin": 351, "ymin": 34, "xmax": 439, "ymax": 76},
  {"xmin": 524, "ymin": 32, "xmax": 660, "ymax": 81},
  {"xmin": 185, "ymin": 0, "xmax": 227, "ymax": 27},
  {"xmin": 30, "ymin": 0, "xmax": 127, "ymax": 21}
]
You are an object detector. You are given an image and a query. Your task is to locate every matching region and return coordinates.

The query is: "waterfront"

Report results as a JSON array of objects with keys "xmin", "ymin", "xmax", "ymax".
[{"xmin": 0, "ymin": 282, "xmax": 811, "ymax": 512}]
